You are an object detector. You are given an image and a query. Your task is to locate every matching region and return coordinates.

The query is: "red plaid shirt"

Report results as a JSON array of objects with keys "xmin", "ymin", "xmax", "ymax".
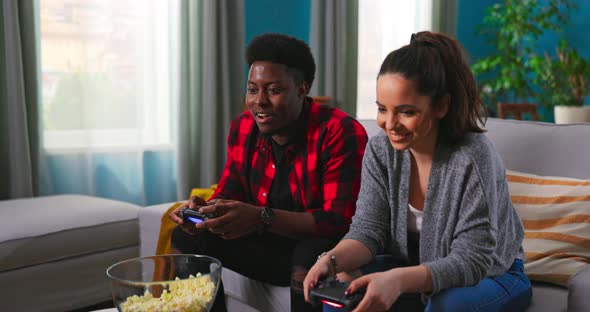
[{"xmin": 210, "ymin": 99, "xmax": 368, "ymax": 237}]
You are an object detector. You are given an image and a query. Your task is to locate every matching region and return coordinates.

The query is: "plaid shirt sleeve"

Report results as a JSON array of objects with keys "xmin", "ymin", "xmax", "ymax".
[{"xmin": 311, "ymin": 116, "xmax": 368, "ymax": 237}]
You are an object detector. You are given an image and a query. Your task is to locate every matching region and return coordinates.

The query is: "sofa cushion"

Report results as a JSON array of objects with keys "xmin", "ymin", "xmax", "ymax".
[
  {"xmin": 139, "ymin": 202, "xmax": 172, "ymax": 257},
  {"xmin": 506, "ymin": 170, "xmax": 590, "ymax": 286},
  {"xmin": 526, "ymin": 283, "xmax": 568, "ymax": 312},
  {"xmin": 0, "ymin": 194, "xmax": 140, "ymax": 271},
  {"xmin": 221, "ymin": 269, "xmax": 290, "ymax": 312},
  {"xmin": 482, "ymin": 118, "xmax": 590, "ymax": 180},
  {"xmin": 568, "ymin": 264, "xmax": 590, "ymax": 312}
]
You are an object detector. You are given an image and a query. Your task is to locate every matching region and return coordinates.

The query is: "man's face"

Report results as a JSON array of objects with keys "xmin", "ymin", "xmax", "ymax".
[{"xmin": 246, "ymin": 61, "xmax": 306, "ymax": 137}]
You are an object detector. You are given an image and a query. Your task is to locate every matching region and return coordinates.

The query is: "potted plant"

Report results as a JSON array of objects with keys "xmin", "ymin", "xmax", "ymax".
[
  {"xmin": 531, "ymin": 40, "xmax": 590, "ymax": 123},
  {"xmin": 471, "ymin": 0, "xmax": 575, "ymax": 120}
]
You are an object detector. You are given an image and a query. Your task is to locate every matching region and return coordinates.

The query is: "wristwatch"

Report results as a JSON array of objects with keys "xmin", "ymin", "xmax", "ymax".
[{"xmin": 259, "ymin": 206, "xmax": 275, "ymax": 233}]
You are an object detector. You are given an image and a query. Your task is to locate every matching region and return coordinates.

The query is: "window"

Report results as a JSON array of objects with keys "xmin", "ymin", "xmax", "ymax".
[
  {"xmin": 356, "ymin": 0, "xmax": 432, "ymax": 119},
  {"xmin": 40, "ymin": 0, "xmax": 179, "ymax": 151}
]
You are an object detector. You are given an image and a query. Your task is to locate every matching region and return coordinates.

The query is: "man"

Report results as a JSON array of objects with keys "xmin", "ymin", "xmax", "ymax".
[{"xmin": 169, "ymin": 33, "xmax": 367, "ymax": 311}]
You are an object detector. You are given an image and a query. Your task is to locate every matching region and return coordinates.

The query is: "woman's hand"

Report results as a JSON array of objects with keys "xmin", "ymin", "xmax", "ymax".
[
  {"xmin": 196, "ymin": 199, "xmax": 261, "ymax": 239},
  {"xmin": 302, "ymin": 255, "xmax": 333, "ymax": 303},
  {"xmin": 348, "ymin": 269, "xmax": 403, "ymax": 312},
  {"xmin": 168, "ymin": 196, "xmax": 208, "ymax": 235}
]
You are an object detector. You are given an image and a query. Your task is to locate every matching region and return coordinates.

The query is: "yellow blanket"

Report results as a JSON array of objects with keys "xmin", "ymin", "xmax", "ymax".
[{"xmin": 155, "ymin": 185, "xmax": 217, "ymax": 255}]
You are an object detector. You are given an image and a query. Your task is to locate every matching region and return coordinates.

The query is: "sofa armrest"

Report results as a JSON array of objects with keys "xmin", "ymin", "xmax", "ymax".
[{"xmin": 139, "ymin": 202, "xmax": 176, "ymax": 257}]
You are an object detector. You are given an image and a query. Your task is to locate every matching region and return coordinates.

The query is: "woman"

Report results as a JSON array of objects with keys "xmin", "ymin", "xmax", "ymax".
[{"xmin": 303, "ymin": 31, "xmax": 532, "ymax": 312}]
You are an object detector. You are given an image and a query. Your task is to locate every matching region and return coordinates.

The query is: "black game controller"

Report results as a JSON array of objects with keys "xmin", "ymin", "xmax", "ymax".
[
  {"xmin": 178, "ymin": 207, "xmax": 218, "ymax": 224},
  {"xmin": 309, "ymin": 277, "xmax": 365, "ymax": 311}
]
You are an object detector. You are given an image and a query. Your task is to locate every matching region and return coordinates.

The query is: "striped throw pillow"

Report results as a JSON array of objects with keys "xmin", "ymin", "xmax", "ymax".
[{"xmin": 506, "ymin": 170, "xmax": 590, "ymax": 286}]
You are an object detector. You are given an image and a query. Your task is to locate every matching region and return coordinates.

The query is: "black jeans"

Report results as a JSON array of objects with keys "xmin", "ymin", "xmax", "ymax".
[{"xmin": 171, "ymin": 227, "xmax": 339, "ymax": 312}]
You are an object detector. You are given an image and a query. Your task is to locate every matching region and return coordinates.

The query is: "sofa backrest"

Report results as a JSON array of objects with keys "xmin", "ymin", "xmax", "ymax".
[{"xmin": 358, "ymin": 118, "xmax": 590, "ymax": 179}]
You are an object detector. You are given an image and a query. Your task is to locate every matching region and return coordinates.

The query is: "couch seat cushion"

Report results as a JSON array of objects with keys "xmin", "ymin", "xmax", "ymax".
[
  {"xmin": 0, "ymin": 195, "xmax": 140, "ymax": 272},
  {"xmin": 568, "ymin": 265, "xmax": 590, "ymax": 312},
  {"xmin": 527, "ymin": 283, "xmax": 568, "ymax": 312}
]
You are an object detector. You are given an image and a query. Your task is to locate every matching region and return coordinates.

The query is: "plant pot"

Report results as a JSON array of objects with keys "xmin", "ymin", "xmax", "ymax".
[{"xmin": 554, "ymin": 106, "xmax": 590, "ymax": 124}]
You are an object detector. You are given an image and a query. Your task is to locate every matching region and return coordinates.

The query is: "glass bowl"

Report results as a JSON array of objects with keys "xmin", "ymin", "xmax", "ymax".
[{"xmin": 106, "ymin": 254, "xmax": 222, "ymax": 312}]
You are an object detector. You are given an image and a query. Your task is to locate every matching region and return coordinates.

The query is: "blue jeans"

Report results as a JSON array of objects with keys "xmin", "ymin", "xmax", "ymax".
[{"xmin": 324, "ymin": 257, "xmax": 531, "ymax": 312}]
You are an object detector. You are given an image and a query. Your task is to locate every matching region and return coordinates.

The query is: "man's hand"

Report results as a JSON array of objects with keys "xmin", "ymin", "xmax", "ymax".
[
  {"xmin": 168, "ymin": 196, "xmax": 208, "ymax": 235},
  {"xmin": 196, "ymin": 199, "xmax": 262, "ymax": 239}
]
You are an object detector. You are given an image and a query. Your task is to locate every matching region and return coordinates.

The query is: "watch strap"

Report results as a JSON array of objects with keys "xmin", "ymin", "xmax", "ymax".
[{"xmin": 258, "ymin": 206, "xmax": 274, "ymax": 235}]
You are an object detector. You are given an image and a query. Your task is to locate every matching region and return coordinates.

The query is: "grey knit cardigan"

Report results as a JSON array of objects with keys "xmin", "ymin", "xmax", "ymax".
[{"xmin": 343, "ymin": 132, "xmax": 525, "ymax": 295}]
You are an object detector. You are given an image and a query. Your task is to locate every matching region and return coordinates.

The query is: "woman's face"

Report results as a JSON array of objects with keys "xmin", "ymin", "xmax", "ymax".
[
  {"xmin": 246, "ymin": 61, "xmax": 307, "ymax": 138},
  {"xmin": 376, "ymin": 73, "xmax": 446, "ymax": 153}
]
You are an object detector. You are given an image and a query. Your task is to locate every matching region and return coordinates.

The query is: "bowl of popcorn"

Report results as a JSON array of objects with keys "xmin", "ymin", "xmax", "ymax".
[{"xmin": 106, "ymin": 254, "xmax": 222, "ymax": 312}]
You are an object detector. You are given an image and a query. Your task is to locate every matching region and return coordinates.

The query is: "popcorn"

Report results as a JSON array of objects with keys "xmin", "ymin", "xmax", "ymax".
[{"xmin": 120, "ymin": 273, "xmax": 216, "ymax": 312}]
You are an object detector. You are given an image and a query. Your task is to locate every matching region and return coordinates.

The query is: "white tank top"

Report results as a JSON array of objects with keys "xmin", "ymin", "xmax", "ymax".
[{"xmin": 408, "ymin": 203, "xmax": 423, "ymax": 233}]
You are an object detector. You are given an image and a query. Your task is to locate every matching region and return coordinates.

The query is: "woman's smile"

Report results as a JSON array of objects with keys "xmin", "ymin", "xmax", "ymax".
[{"xmin": 388, "ymin": 131, "xmax": 412, "ymax": 143}]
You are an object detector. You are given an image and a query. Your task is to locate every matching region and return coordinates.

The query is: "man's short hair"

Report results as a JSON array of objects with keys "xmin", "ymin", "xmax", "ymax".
[{"xmin": 246, "ymin": 33, "xmax": 316, "ymax": 90}]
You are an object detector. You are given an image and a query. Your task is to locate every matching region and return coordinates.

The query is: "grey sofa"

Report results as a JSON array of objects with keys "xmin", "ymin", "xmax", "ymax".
[
  {"xmin": 140, "ymin": 118, "xmax": 589, "ymax": 312},
  {"xmin": 0, "ymin": 195, "xmax": 140, "ymax": 312},
  {"xmin": 481, "ymin": 118, "xmax": 590, "ymax": 312}
]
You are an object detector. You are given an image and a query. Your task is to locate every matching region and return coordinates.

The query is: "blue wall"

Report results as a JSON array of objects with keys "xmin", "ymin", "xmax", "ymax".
[
  {"xmin": 456, "ymin": 0, "xmax": 498, "ymax": 62},
  {"xmin": 243, "ymin": 0, "xmax": 590, "ymax": 77},
  {"xmin": 244, "ymin": 0, "xmax": 311, "ymax": 82},
  {"xmin": 538, "ymin": 1, "xmax": 590, "ymax": 59},
  {"xmin": 458, "ymin": 0, "xmax": 590, "ymax": 62},
  {"xmin": 457, "ymin": 0, "xmax": 590, "ymax": 120},
  {"xmin": 244, "ymin": 0, "xmax": 590, "ymax": 85},
  {"xmin": 245, "ymin": 0, "xmax": 311, "ymax": 44}
]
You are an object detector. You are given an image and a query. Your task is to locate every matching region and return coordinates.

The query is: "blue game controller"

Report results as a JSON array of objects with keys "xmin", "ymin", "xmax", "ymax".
[{"xmin": 178, "ymin": 207, "xmax": 218, "ymax": 224}]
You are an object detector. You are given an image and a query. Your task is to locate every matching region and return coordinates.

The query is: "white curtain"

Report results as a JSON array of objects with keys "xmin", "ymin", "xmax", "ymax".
[
  {"xmin": 39, "ymin": 0, "xmax": 180, "ymax": 205},
  {"xmin": 355, "ymin": 0, "xmax": 457, "ymax": 119},
  {"xmin": 33, "ymin": 0, "xmax": 245, "ymax": 205}
]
